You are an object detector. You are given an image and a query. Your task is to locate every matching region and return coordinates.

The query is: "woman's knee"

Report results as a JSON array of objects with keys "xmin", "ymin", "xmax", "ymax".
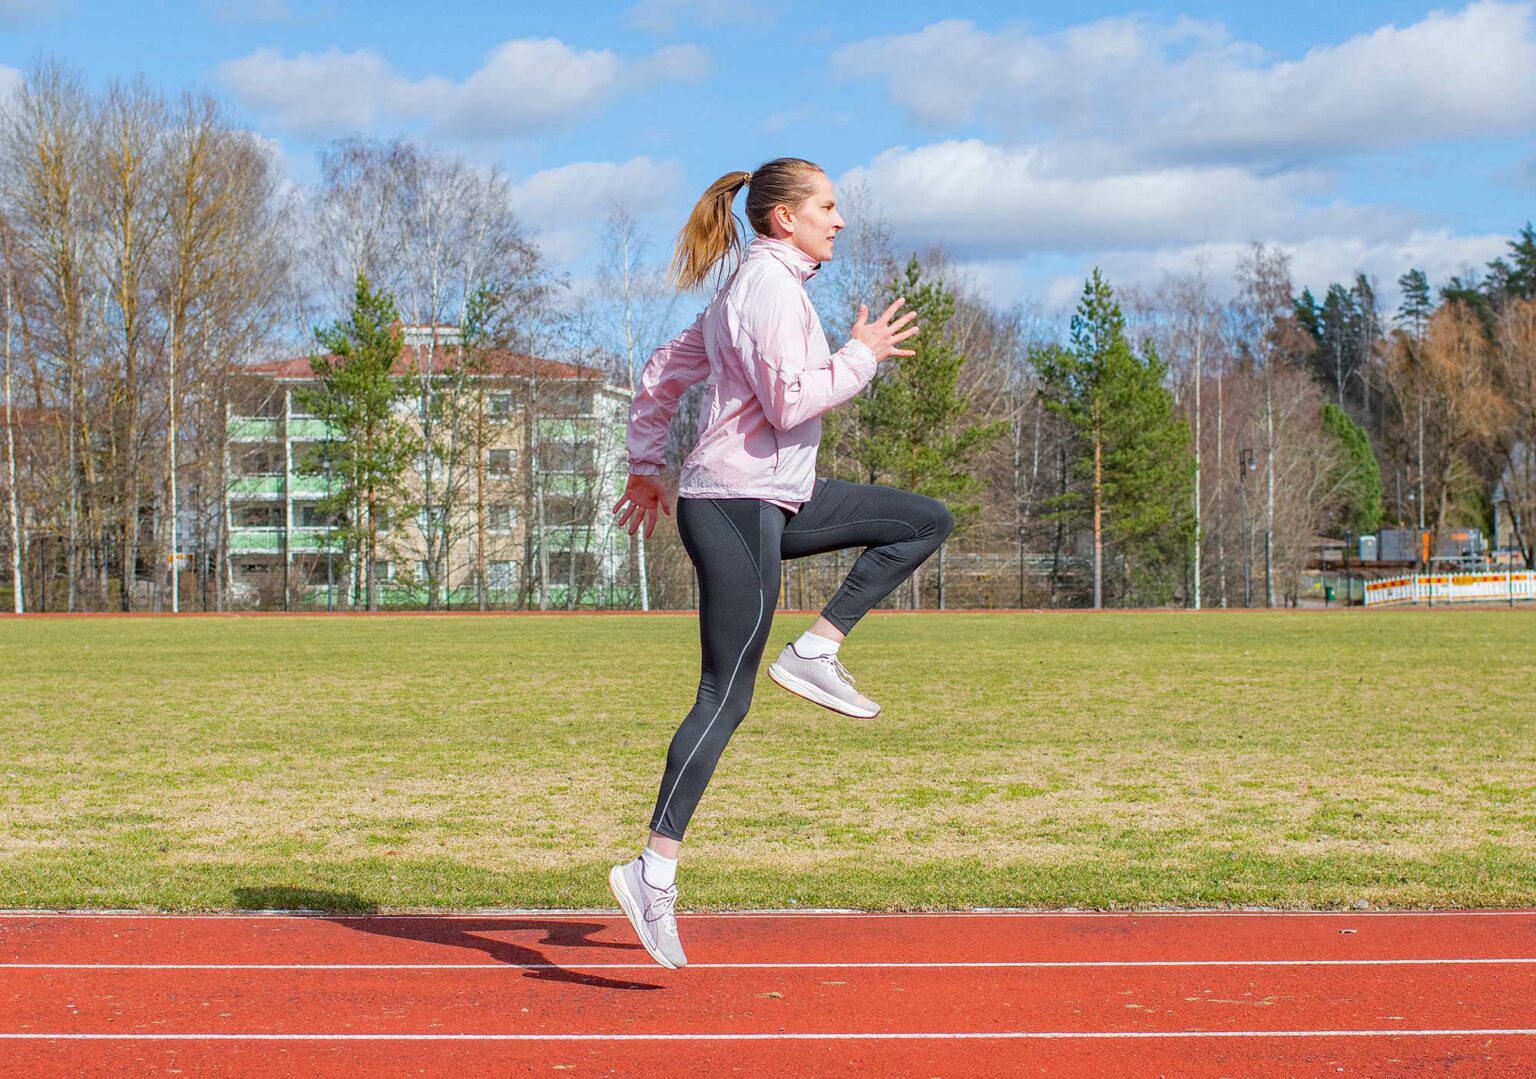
[{"xmin": 924, "ymin": 498, "xmax": 955, "ymax": 544}]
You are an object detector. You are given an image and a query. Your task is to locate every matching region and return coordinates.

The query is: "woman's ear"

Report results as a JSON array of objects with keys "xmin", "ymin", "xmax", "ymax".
[{"xmin": 770, "ymin": 202, "xmax": 793, "ymax": 237}]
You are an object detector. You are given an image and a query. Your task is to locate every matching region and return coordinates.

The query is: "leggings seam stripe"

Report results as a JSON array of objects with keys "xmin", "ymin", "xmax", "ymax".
[
  {"xmin": 652, "ymin": 500, "xmax": 766, "ymax": 834},
  {"xmin": 785, "ymin": 518, "xmax": 923, "ymax": 540}
]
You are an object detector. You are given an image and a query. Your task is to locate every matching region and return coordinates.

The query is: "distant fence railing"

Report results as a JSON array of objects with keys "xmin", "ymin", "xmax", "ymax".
[{"xmin": 1363, "ymin": 572, "xmax": 1536, "ymax": 607}]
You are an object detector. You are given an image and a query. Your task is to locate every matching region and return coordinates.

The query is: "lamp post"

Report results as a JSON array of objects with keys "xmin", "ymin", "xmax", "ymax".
[
  {"xmin": 1017, "ymin": 526, "xmax": 1026, "ymax": 610},
  {"xmin": 1239, "ymin": 447, "xmax": 1256, "ymax": 607}
]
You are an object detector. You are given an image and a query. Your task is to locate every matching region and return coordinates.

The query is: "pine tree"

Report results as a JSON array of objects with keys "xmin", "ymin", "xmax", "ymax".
[
  {"xmin": 295, "ymin": 273, "xmax": 420, "ymax": 611},
  {"xmin": 1490, "ymin": 222, "xmax": 1536, "ymax": 304},
  {"xmin": 1396, "ymin": 269, "xmax": 1431, "ymax": 339},
  {"xmin": 849, "ymin": 255, "xmax": 1005, "ymax": 532},
  {"xmin": 1035, "ymin": 269, "xmax": 1193, "ymax": 607}
]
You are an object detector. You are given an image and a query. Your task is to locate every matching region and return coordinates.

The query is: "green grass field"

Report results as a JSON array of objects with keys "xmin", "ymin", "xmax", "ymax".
[{"xmin": 1, "ymin": 609, "xmax": 1532, "ymax": 911}]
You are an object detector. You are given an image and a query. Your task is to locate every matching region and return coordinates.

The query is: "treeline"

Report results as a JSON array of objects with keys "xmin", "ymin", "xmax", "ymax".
[
  {"xmin": 0, "ymin": 64, "xmax": 288, "ymax": 612},
  {"xmin": 797, "ymin": 197, "xmax": 1536, "ymax": 608},
  {"xmin": 3, "ymin": 58, "xmax": 1535, "ymax": 612},
  {"xmin": 0, "ymin": 62, "xmax": 563, "ymax": 613}
]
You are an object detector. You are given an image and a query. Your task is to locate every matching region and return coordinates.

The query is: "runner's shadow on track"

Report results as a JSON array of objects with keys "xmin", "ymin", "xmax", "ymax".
[{"xmin": 231, "ymin": 887, "xmax": 661, "ymax": 992}]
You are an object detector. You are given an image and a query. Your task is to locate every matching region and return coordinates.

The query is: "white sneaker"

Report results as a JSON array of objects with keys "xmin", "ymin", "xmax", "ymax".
[
  {"xmin": 766, "ymin": 641, "xmax": 881, "ymax": 718},
  {"xmin": 608, "ymin": 857, "xmax": 687, "ymax": 969}
]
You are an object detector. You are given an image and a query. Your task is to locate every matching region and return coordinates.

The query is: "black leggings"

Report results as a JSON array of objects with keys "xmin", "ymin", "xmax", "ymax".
[{"xmin": 648, "ymin": 476, "xmax": 954, "ymax": 841}]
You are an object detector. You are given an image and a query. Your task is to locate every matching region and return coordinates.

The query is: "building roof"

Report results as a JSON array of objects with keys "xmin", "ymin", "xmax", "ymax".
[{"xmin": 244, "ymin": 346, "xmax": 608, "ymax": 383}]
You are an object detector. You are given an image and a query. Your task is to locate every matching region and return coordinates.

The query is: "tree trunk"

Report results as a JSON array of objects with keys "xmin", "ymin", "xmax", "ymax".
[
  {"xmin": 1092, "ymin": 407, "xmax": 1104, "ymax": 610},
  {"xmin": 3, "ymin": 280, "xmax": 20, "ymax": 612},
  {"xmin": 1264, "ymin": 374, "xmax": 1276, "ymax": 608},
  {"xmin": 1191, "ymin": 325, "xmax": 1202, "ymax": 610},
  {"xmin": 1215, "ymin": 364, "xmax": 1227, "ymax": 608}
]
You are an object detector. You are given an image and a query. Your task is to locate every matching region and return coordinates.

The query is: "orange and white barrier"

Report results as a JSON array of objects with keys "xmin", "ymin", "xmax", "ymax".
[{"xmin": 1363, "ymin": 572, "xmax": 1536, "ymax": 606}]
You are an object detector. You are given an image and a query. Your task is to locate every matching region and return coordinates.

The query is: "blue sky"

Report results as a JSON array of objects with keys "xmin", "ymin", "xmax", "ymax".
[{"xmin": 3, "ymin": 0, "xmax": 1533, "ymax": 315}]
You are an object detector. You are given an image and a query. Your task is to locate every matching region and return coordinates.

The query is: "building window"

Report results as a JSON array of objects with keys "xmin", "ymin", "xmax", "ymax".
[
  {"xmin": 415, "ymin": 506, "xmax": 446, "ymax": 536},
  {"xmin": 372, "ymin": 560, "xmax": 393, "ymax": 581},
  {"xmin": 488, "ymin": 448, "xmax": 516, "ymax": 477},
  {"xmin": 488, "ymin": 393, "xmax": 512, "ymax": 418},
  {"xmin": 415, "ymin": 560, "xmax": 430, "ymax": 581},
  {"xmin": 488, "ymin": 504, "xmax": 517, "ymax": 533},
  {"xmin": 232, "ymin": 505, "xmax": 281, "ymax": 528},
  {"xmin": 537, "ymin": 441, "xmax": 593, "ymax": 472},
  {"xmin": 488, "ymin": 559, "xmax": 518, "ymax": 590},
  {"xmin": 299, "ymin": 504, "xmax": 339, "ymax": 528}
]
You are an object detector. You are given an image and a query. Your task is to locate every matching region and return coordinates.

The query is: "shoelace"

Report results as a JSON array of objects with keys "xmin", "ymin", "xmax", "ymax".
[
  {"xmin": 824, "ymin": 655, "xmax": 856, "ymax": 686},
  {"xmin": 647, "ymin": 884, "xmax": 679, "ymax": 934}
]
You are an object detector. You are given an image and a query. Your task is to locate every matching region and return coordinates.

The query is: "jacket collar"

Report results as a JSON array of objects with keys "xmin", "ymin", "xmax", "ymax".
[{"xmin": 746, "ymin": 234, "xmax": 820, "ymax": 284}]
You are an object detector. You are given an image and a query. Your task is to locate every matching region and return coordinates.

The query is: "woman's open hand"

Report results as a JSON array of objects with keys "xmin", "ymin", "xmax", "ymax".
[
  {"xmin": 850, "ymin": 296, "xmax": 920, "ymax": 363},
  {"xmin": 612, "ymin": 472, "xmax": 672, "ymax": 538}
]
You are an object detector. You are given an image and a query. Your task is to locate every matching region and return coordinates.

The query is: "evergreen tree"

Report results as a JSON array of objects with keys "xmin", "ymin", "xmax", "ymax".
[
  {"xmin": 1439, "ymin": 271, "xmax": 1496, "ymax": 339},
  {"xmin": 1034, "ymin": 268, "xmax": 1193, "ymax": 607},
  {"xmin": 295, "ymin": 273, "xmax": 420, "ymax": 611},
  {"xmin": 1320, "ymin": 402, "xmax": 1384, "ymax": 534},
  {"xmin": 1396, "ymin": 268, "xmax": 1431, "ymax": 340},
  {"xmin": 1318, "ymin": 282, "xmax": 1356, "ymax": 407},
  {"xmin": 1294, "ymin": 287, "xmax": 1322, "ymax": 341},
  {"xmin": 849, "ymin": 255, "xmax": 1005, "ymax": 533},
  {"xmin": 1499, "ymin": 221, "xmax": 1536, "ymax": 299}
]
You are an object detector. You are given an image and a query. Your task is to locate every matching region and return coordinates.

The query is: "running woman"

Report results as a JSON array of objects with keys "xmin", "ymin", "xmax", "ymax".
[{"xmin": 607, "ymin": 157, "xmax": 954, "ymax": 969}]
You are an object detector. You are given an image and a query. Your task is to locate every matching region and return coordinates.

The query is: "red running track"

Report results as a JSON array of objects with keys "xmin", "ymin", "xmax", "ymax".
[{"xmin": 1, "ymin": 911, "xmax": 1533, "ymax": 1076}]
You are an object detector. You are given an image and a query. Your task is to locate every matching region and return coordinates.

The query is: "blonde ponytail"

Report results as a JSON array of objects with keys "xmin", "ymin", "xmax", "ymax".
[{"xmin": 668, "ymin": 157, "xmax": 824, "ymax": 292}]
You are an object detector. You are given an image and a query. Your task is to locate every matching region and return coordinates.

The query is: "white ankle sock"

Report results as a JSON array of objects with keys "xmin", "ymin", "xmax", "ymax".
[
  {"xmin": 795, "ymin": 630, "xmax": 841, "ymax": 659},
  {"xmin": 640, "ymin": 846, "xmax": 677, "ymax": 889}
]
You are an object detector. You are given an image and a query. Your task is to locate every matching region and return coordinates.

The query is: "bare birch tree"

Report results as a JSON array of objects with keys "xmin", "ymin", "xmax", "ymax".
[
  {"xmin": 92, "ymin": 77, "xmax": 167, "ymax": 609},
  {"xmin": 1, "ymin": 62, "xmax": 97, "ymax": 610}
]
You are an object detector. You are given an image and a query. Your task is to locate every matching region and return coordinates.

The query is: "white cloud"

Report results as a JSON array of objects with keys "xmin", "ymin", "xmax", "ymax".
[
  {"xmin": 829, "ymin": 136, "xmax": 1512, "ymax": 318},
  {"xmin": 835, "ymin": 2, "xmax": 1536, "ymax": 166},
  {"xmin": 627, "ymin": 0, "xmax": 771, "ymax": 35},
  {"xmin": 218, "ymin": 38, "xmax": 709, "ymax": 139},
  {"xmin": 1001, "ymin": 230, "xmax": 1511, "ymax": 314},
  {"xmin": 510, "ymin": 156, "xmax": 685, "ymax": 265},
  {"xmin": 835, "ymin": 139, "xmax": 1419, "ymax": 260}
]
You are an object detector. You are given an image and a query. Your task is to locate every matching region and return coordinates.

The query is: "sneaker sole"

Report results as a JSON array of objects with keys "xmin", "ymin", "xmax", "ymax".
[
  {"xmin": 766, "ymin": 662, "xmax": 881, "ymax": 718},
  {"xmin": 607, "ymin": 865, "xmax": 681, "ymax": 970}
]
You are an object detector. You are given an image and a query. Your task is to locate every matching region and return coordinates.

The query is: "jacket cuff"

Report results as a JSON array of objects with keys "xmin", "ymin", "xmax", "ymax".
[
  {"xmin": 628, "ymin": 461, "xmax": 663, "ymax": 476},
  {"xmin": 843, "ymin": 338, "xmax": 878, "ymax": 377}
]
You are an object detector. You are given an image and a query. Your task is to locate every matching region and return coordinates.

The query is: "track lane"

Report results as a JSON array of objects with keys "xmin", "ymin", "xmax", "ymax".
[
  {"xmin": 2, "ymin": 964, "xmax": 1533, "ymax": 1036},
  {"xmin": 3, "ymin": 912, "xmax": 1533, "ymax": 967},
  {"xmin": 1, "ymin": 1032, "xmax": 1533, "ymax": 1078}
]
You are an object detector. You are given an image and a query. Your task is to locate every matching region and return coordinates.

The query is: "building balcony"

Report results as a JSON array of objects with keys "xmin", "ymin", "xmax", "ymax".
[
  {"xmin": 227, "ymin": 416, "xmax": 341, "ymax": 442},
  {"xmin": 228, "ymin": 474, "xmax": 340, "ymax": 500},
  {"xmin": 536, "ymin": 417, "xmax": 600, "ymax": 441},
  {"xmin": 288, "ymin": 417, "xmax": 338, "ymax": 440},
  {"xmin": 228, "ymin": 417, "xmax": 280, "ymax": 442},
  {"xmin": 228, "ymin": 526, "xmax": 342, "ymax": 555}
]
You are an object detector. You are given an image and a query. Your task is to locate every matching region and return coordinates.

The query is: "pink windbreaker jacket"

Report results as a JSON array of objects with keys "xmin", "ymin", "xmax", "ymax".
[{"xmin": 625, "ymin": 234, "xmax": 879, "ymax": 512}]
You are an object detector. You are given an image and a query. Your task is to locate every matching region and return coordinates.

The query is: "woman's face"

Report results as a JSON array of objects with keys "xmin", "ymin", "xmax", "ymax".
[{"xmin": 772, "ymin": 170, "xmax": 844, "ymax": 264}]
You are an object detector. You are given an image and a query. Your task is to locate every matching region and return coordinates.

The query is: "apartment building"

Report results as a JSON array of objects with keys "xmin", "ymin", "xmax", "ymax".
[{"xmin": 225, "ymin": 325, "xmax": 634, "ymax": 608}]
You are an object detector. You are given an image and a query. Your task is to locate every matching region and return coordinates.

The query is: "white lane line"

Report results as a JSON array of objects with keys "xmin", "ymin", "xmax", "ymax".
[
  {"xmin": 2, "ymin": 910, "xmax": 1533, "ymax": 919},
  {"xmin": 1, "ymin": 1030, "xmax": 1535, "ymax": 1041},
  {"xmin": 2, "ymin": 959, "xmax": 1535, "ymax": 970}
]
